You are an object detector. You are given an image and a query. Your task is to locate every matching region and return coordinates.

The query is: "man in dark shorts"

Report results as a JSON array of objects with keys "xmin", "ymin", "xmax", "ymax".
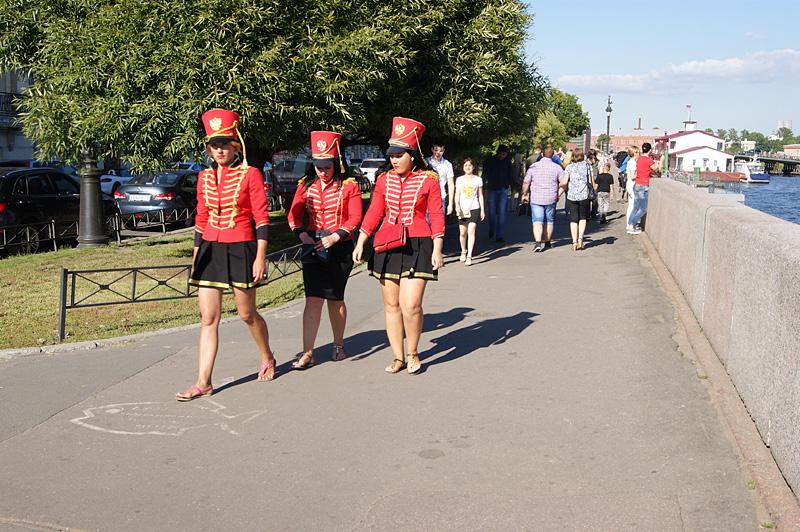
[{"xmin": 594, "ymin": 163, "xmax": 615, "ymax": 224}]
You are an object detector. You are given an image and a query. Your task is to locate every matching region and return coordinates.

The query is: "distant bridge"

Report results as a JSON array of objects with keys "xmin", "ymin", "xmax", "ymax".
[{"xmin": 733, "ymin": 153, "xmax": 800, "ymax": 176}]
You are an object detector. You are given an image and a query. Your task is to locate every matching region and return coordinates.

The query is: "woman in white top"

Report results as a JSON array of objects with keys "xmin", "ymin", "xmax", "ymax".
[
  {"xmin": 625, "ymin": 146, "xmax": 638, "ymax": 227},
  {"xmin": 454, "ymin": 158, "xmax": 485, "ymax": 266}
]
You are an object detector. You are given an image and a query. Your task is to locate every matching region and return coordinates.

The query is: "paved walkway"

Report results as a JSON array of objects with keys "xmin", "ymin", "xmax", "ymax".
[{"xmin": 0, "ymin": 203, "xmax": 761, "ymax": 530}]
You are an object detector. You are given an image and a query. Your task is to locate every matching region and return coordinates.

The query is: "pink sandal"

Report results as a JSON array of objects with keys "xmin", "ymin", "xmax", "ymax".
[
  {"xmin": 175, "ymin": 384, "xmax": 213, "ymax": 402},
  {"xmin": 258, "ymin": 358, "xmax": 276, "ymax": 381}
]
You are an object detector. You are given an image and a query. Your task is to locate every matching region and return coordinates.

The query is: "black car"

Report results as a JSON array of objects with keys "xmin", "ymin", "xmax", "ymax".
[
  {"xmin": 0, "ymin": 167, "xmax": 117, "ymax": 228},
  {"xmin": 114, "ymin": 170, "xmax": 199, "ymax": 215}
]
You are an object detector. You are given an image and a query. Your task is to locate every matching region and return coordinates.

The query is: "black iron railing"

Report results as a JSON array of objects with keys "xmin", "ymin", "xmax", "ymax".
[
  {"xmin": 56, "ymin": 244, "xmax": 304, "ymax": 342},
  {"xmin": 0, "ymin": 207, "xmax": 198, "ymax": 252}
]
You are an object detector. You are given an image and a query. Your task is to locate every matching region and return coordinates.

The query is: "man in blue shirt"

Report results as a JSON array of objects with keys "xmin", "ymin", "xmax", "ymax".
[{"xmin": 482, "ymin": 144, "xmax": 513, "ymax": 243}]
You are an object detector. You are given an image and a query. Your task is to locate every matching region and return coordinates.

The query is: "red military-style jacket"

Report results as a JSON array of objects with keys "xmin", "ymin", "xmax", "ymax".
[
  {"xmin": 360, "ymin": 169, "xmax": 445, "ymax": 239},
  {"xmin": 194, "ymin": 163, "xmax": 269, "ymax": 243},
  {"xmin": 287, "ymin": 177, "xmax": 363, "ymax": 240}
]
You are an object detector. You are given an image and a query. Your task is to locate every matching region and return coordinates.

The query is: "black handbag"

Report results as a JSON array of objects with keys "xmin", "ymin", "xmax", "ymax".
[
  {"xmin": 517, "ymin": 202, "xmax": 531, "ymax": 217},
  {"xmin": 585, "ymin": 162, "xmax": 597, "ymax": 201}
]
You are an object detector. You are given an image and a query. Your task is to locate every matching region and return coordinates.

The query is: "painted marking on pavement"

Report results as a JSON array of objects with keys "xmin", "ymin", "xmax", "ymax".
[{"xmin": 69, "ymin": 399, "xmax": 266, "ymax": 437}]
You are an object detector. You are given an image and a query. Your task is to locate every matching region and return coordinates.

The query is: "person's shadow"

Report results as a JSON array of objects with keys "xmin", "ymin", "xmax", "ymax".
[
  {"xmin": 340, "ymin": 306, "xmax": 475, "ymax": 362},
  {"xmin": 420, "ymin": 311, "xmax": 539, "ymax": 370}
]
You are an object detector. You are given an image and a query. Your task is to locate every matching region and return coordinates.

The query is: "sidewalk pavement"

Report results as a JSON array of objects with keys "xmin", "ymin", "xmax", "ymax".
[{"xmin": 0, "ymin": 202, "xmax": 762, "ymax": 531}]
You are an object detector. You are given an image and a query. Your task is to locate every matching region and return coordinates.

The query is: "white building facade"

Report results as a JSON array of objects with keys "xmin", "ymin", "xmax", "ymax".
[{"xmin": 663, "ymin": 125, "xmax": 733, "ymax": 172}]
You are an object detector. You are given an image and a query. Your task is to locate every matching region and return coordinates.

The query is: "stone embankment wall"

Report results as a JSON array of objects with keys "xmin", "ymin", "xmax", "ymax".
[{"xmin": 647, "ymin": 178, "xmax": 800, "ymax": 497}]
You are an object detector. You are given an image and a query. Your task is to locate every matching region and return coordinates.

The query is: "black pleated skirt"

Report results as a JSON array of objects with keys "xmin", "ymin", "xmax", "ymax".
[
  {"xmin": 302, "ymin": 239, "xmax": 354, "ymax": 300},
  {"xmin": 190, "ymin": 240, "xmax": 266, "ymax": 289},
  {"xmin": 368, "ymin": 237, "xmax": 437, "ymax": 281}
]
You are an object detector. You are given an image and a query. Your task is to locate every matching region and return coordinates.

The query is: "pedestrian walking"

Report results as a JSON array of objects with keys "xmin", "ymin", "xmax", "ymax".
[
  {"xmin": 482, "ymin": 144, "xmax": 513, "ymax": 243},
  {"xmin": 353, "ymin": 117, "xmax": 445, "ymax": 375},
  {"xmin": 560, "ymin": 148, "xmax": 595, "ymax": 251},
  {"xmin": 287, "ymin": 131, "xmax": 363, "ymax": 370},
  {"xmin": 521, "ymin": 145, "xmax": 563, "ymax": 251},
  {"xmin": 595, "ymin": 163, "xmax": 615, "ymax": 224},
  {"xmin": 624, "ymin": 146, "xmax": 638, "ymax": 226},
  {"xmin": 176, "ymin": 108, "xmax": 276, "ymax": 401},
  {"xmin": 627, "ymin": 142, "xmax": 659, "ymax": 234},
  {"xmin": 426, "ymin": 142, "xmax": 455, "ymax": 218},
  {"xmin": 587, "ymin": 149, "xmax": 600, "ymax": 219},
  {"xmin": 454, "ymin": 157, "xmax": 485, "ymax": 265}
]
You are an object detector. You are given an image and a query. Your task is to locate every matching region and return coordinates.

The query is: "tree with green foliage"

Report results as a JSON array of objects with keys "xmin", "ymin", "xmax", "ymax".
[
  {"xmin": 532, "ymin": 111, "xmax": 567, "ymax": 150},
  {"xmin": 595, "ymin": 134, "xmax": 610, "ymax": 150},
  {"xmin": 0, "ymin": 0, "xmax": 547, "ymax": 171},
  {"xmin": 715, "ymin": 129, "xmax": 727, "ymax": 140},
  {"xmin": 775, "ymin": 127, "xmax": 793, "ymax": 144},
  {"xmin": 547, "ymin": 88, "xmax": 589, "ymax": 138}
]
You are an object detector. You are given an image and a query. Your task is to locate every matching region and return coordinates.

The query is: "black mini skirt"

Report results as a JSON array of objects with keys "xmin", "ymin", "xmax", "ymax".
[
  {"xmin": 302, "ymin": 239, "xmax": 354, "ymax": 300},
  {"xmin": 190, "ymin": 240, "xmax": 266, "ymax": 289},
  {"xmin": 368, "ymin": 237, "xmax": 437, "ymax": 281}
]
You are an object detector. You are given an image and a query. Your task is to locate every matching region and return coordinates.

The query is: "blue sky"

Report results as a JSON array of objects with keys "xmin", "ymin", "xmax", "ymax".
[{"xmin": 524, "ymin": 0, "xmax": 800, "ymax": 137}]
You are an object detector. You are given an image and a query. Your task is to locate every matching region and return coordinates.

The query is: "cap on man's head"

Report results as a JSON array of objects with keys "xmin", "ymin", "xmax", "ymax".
[{"xmin": 497, "ymin": 144, "xmax": 510, "ymax": 153}]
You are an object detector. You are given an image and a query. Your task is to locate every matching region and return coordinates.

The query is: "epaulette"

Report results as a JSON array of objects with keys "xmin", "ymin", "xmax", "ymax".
[
  {"xmin": 343, "ymin": 177, "xmax": 357, "ymax": 186},
  {"xmin": 297, "ymin": 177, "xmax": 306, "ymax": 187},
  {"xmin": 425, "ymin": 170, "xmax": 439, "ymax": 182}
]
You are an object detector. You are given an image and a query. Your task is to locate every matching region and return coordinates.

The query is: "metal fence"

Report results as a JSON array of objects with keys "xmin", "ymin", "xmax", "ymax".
[
  {"xmin": 0, "ymin": 207, "xmax": 198, "ymax": 253},
  {"xmin": 665, "ymin": 170, "xmax": 742, "ymax": 195},
  {"xmin": 56, "ymin": 243, "xmax": 304, "ymax": 342}
]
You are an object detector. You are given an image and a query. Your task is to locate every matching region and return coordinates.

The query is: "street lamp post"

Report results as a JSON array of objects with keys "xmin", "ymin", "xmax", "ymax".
[
  {"xmin": 76, "ymin": 147, "xmax": 109, "ymax": 248},
  {"xmin": 605, "ymin": 95, "xmax": 613, "ymax": 154}
]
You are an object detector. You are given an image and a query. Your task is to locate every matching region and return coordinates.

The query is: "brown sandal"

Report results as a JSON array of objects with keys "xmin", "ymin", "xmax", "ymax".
[
  {"xmin": 407, "ymin": 353, "xmax": 422, "ymax": 375},
  {"xmin": 331, "ymin": 344, "xmax": 347, "ymax": 361},
  {"xmin": 385, "ymin": 358, "xmax": 405, "ymax": 374},
  {"xmin": 292, "ymin": 351, "xmax": 315, "ymax": 370}
]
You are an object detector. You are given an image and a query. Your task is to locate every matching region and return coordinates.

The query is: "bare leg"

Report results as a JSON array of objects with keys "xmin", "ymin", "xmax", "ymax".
[
  {"xmin": 233, "ymin": 287, "xmax": 276, "ymax": 379},
  {"xmin": 301, "ymin": 297, "xmax": 325, "ymax": 353},
  {"xmin": 545, "ymin": 223, "xmax": 554, "ymax": 243},
  {"xmin": 458, "ymin": 224, "xmax": 467, "ymax": 257},
  {"xmin": 399, "ymin": 277, "xmax": 427, "ymax": 373},
  {"xmin": 185, "ymin": 287, "xmax": 223, "ymax": 393},
  {"xmin": 380, "ymin": 279, "xmax": 405, "ymax": 371},
  {"xmin": 327, "ymin": 299, "xmax": 347, "ymax": 347},
  {"xmin": 570, "ymin": 222, "xmax": 578, "ymax": 246},
  {"xmin": 532, "ymin": 222, "xmax": 543, "ymax": 242},
  {"xmin": 578, "ymin": 219, "xmax": 587, "ymax": 247},
  {"xmin": 467, "ymin": 222, "xmax": 477, "ymax": 258}
]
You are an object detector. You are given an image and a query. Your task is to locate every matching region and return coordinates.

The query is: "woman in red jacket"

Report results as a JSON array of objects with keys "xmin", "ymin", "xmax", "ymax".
[
  {"xmin": 176, "ymin": 108, "xmax": 277, "ymax": 401},
  {"xmin": 353, "ymin": 117, "xmax": 445, "ymax": 375},
  {"xmin": 287, "ymin": 131, "xmax": 363, "ymax": 369}
]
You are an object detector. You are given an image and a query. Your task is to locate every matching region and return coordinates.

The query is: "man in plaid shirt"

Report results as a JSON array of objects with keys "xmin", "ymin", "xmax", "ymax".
[{"xmin": 521, "ymin": 146, "xmax": 564, "ymax": 252}]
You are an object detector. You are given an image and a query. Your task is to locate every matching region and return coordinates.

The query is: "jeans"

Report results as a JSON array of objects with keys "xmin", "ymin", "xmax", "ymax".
[
  {"xmin": 530, "ymin": 202, "xmax": 555, "ymax": 225},
  {"xmin": 487, "ymin": 187, "xmax": 508, "ymax": 237},
  {"xmin": 628, "ymin": 185, "xmax": 649, "ymax": 226}
]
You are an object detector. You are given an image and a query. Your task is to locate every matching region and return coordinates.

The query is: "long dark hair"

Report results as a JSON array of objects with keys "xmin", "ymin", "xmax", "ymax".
[
  {"xmin": 383, "ymin": 148, "xmax": 429, "ymax": 175},
  {"xmin": 302, "ymin": 158, "xmax": 346, "ymax": 187}
]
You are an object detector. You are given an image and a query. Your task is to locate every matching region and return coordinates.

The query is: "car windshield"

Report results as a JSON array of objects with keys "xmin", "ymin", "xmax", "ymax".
[
  {"xmin": 128, "ymin": 172, "xmax": 181, "ymax": 186},
  {"xmin": 361, "ymin": 160, "xmax": 383, "ymax": 169}
]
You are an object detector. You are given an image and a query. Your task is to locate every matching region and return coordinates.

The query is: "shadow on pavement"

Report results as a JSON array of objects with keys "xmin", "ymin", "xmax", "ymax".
[
  {"xmin": 420, "ymin": 311, "xmax": 539, "ymax": 369},
  {"xmin": 330, "ymin": 307, "xmax": 476, "ymax": 363}
]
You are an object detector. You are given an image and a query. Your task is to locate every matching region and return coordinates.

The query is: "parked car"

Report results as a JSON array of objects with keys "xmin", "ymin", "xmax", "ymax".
[
  {"xmin": 170, "ymin": 161, "xmax": 208, "ymax": 172},
  {"xmin": 271, "ymin": 157, "xmax": 311, "ymax": 210},
  {"xmin": 113, "ymin": 171, "xmax": 199, "ymax": 219},
  {"xmin": 99, "ymin": 168, "xmax": 136, "ymax": 195},
  {"xmin": 0, "ymin": 167, "xmax": 118, "ymax": 253},
  {"xmin": 359, "ymin": 158, "xmax": 387, "ymax": 184}
]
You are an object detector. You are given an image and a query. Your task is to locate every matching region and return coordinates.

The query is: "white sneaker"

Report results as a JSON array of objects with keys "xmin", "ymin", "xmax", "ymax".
[
  {"xmin": 459, "ymin": 252, "xmax": 467, "ymax": 262},
  {"xmin": 465, "ymin": 257, "xmax": 472, "ymax": 266}
]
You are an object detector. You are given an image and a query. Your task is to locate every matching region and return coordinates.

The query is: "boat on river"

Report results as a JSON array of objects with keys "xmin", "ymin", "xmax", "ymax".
[{"xmin": 735, "ymin": 159, "xmax": 770, "ymax": 184}]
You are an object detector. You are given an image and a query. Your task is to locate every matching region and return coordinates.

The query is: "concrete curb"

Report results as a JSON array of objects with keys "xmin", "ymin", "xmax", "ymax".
[
  {"xmin": 0, "ymin": 266, "xmax": 370, "ymax": 361},
  {"xmin": 0, "ymin": 296, "xmax": 305, "ymax": 361},
  {"xmin": 639, "ymin": 231, "xmax": 800, "ymax": 531}
]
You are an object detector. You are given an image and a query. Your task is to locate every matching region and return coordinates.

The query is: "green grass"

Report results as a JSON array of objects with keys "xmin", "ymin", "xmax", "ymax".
[{"xmin": 0, "ymin": 223, "xmax": 302, "ymax": 349}]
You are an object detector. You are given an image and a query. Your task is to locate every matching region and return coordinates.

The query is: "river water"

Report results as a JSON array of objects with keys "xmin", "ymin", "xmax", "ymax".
[{"xmin": 740, "ymin": 176, "xmax": 800, "ymax": 225}]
